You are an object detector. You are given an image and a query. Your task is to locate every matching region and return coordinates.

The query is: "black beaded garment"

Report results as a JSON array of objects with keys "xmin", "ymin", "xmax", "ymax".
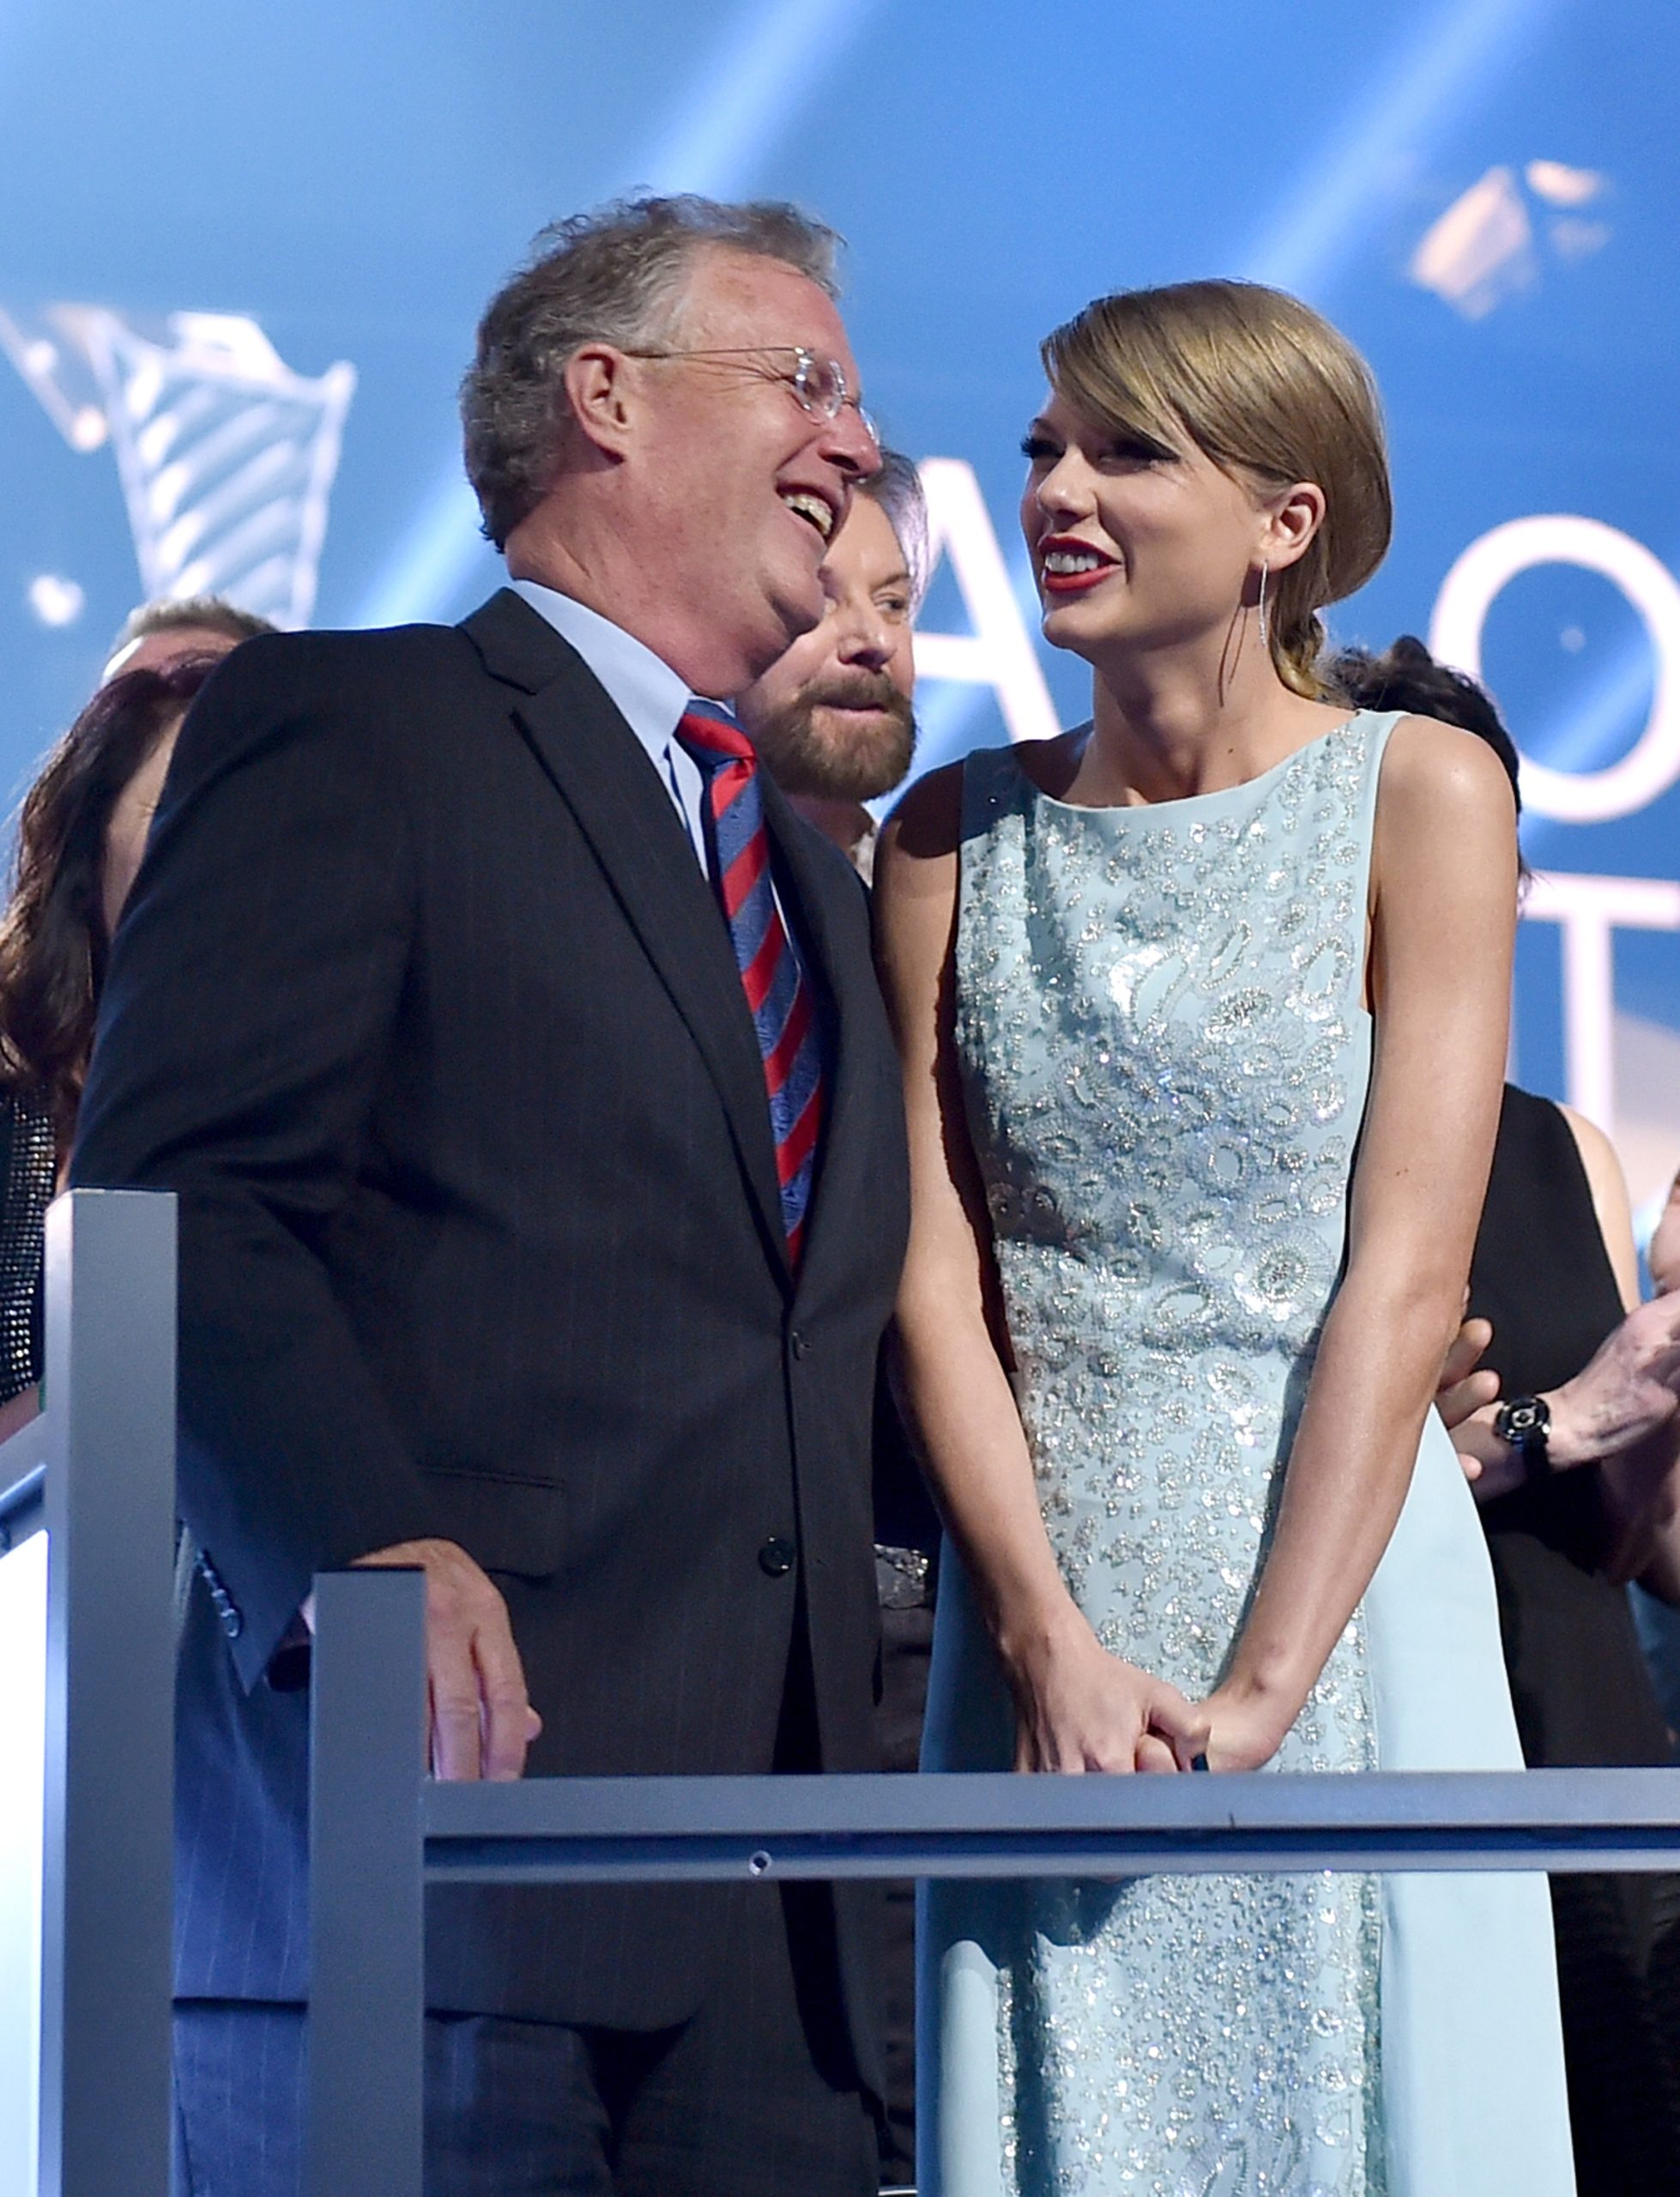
[{"xmin": 0, "ymin": 1085, "xmax": 56, "ymax": 1403}]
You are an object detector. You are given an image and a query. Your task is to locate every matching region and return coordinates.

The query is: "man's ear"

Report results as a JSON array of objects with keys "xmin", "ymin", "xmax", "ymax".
[
  {"xmin": 1263, "ymin": 480, "xmax": 1326, "ymax": 576},
  {"xmin": 562, "ymin": 344, "xmax": 636, "ymax": 459}
]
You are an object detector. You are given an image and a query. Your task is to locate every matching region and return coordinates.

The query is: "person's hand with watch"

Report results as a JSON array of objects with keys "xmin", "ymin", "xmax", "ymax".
[{"xmin": 1439, "ymin": 1292, "xmax": 1680, "ymax": 1505}]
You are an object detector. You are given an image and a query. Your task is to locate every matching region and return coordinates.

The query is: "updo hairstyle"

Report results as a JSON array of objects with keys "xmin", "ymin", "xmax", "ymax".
[{"xmin": 1040, "ymin": 279, "xmax": 1393, "ymax": 698}]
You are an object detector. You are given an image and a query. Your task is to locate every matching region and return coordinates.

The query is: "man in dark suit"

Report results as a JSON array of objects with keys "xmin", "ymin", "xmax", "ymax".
[{"xmin": 72, "ymin": 194, "xmax": 907, "ymax": 2197}]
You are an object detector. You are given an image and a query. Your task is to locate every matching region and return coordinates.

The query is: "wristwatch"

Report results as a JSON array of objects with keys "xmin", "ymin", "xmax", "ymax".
[{"xmin": 1494, "ymin": 1393, "xmax": 1551, "ymax": 1482}]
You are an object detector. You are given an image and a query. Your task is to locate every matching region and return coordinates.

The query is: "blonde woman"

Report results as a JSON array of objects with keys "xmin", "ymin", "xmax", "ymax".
[{"xmin": 875, "ymin": 281, "xmax": 1575, "ymax": 2195}]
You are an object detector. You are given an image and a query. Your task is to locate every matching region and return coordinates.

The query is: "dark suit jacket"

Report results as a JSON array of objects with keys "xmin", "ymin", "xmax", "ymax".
[{"xmin": 72, "ymin": 589, "xmax": 909, "ymax": 2067}]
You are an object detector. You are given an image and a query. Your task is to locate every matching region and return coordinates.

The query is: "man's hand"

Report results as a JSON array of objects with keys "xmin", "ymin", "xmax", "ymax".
[
  {"xmin": 305, "ymin": 1538, "xmax": 540, "ymax": 1781},
  {"xmin": 1548, "ymin": 1294, "xmax": 1680, "ymax": 1462}
]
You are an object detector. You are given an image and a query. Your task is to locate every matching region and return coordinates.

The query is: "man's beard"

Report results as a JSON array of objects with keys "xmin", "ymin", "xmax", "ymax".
[{"xmin": 750, "ymin": 671, "xmax": 916, "ymax": 802}]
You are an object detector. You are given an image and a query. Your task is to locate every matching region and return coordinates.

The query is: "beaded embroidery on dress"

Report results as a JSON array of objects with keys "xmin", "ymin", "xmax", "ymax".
[{"xmin": 917, "ymin": 712, "xmax": 1575, "ymax": 2197}]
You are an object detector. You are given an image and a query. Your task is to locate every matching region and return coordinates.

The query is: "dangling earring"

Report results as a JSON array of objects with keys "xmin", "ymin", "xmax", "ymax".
[{"xmin": 1256, "ymin": 560, "xmax": 1271, "ymax": 651}]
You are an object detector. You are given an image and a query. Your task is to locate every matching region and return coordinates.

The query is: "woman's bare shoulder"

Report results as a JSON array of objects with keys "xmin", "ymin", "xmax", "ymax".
[
  {"xmin": 881, "ymin": 760, "xmax": 965, "ymax": 866},
  {"xmin": 1376, "ymin": 712, "xmax": 1517, "ymax": 822}
]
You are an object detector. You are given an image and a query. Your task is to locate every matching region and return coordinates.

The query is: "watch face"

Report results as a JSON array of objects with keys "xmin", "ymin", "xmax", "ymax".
[{"xmin": 1496, "ymin": 1394, "xmax": 1551, "ymax": 1451}]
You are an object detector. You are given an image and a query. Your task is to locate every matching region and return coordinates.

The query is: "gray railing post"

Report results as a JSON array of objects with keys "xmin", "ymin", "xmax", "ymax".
[
  {"xmin": 305, "ymin": 1566, "xmax": 426, "ymax": 2197},
  {"xmin": 38, "ymin": 1189, "xmax": 178, "ymax": 2197}
]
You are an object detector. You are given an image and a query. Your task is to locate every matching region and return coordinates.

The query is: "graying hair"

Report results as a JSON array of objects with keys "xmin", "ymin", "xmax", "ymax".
[
  {"xmin": 461, "ymin": 194, "xmax": 844, "ymax": 549},
  {"xmin": 861, "ymin": 450, "xmax": 931, "ymax": 613}
]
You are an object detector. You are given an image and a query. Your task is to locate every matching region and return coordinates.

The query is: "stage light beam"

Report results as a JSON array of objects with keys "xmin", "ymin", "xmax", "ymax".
[{"xmin": 1241, "ymin": 0, "xmax": 1566, "ymax": 300}]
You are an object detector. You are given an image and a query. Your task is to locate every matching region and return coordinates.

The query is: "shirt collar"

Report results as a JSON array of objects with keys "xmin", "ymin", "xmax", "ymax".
[{"xmin": 507, "ymin": 578, "xmax": 691, "ymax": 767}]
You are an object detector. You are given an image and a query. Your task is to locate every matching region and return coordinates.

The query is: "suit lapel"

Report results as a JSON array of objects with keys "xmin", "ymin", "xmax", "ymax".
[{"xmin": 462, "ymin": 591, "xmax": 789, "ymax": 1275}]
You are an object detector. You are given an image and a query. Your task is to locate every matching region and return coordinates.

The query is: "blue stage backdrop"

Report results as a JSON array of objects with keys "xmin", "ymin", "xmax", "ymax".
[
  {"xmin": 2, "ymin": 4, "xmax": 1679, "ymax": 2183},
  {"xmin": 3, "ymin": 0, "xmax": 1679, "ymax": 1218}
]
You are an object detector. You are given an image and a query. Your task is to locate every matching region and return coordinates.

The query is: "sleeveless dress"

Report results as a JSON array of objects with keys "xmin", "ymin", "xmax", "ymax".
[{"xmin": 919, "ymin": 713, "xmax": 1576, "ymax": 2197}]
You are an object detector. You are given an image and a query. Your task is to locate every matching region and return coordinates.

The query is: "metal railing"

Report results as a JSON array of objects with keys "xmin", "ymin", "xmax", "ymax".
[
  {"xmin": 9, "ymin": 1189, "xmax": 1680, "ymax": 2197},
  {"xmin": 306, "ymin": 1567, "xmax": 1680, "ymax": 2197},
  {"xmin": 0, "ymin": 1190, "xmax": 177, "ymax": 2197}
]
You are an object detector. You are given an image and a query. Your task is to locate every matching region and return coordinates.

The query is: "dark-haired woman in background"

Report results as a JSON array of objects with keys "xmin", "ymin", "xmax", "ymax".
[
  {"xmin": 0, "ymin": 654, "xmax": 220, "ymax": 1439},
  {"xmin": 1337, "ymin": 634, "xmax": 1680, "ymax": 2197}
]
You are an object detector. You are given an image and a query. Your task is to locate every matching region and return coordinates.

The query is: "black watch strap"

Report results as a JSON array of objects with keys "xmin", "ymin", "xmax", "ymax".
[{"xmin": 1495, "ymin": 1393, "xmax": 1551, "ymax": 1482}]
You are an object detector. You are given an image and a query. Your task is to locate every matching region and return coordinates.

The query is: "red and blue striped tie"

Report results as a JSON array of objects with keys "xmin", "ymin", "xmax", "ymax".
[{"xmin": 676, "ymin": 699, "xmax": 825, "ymax": 1265}]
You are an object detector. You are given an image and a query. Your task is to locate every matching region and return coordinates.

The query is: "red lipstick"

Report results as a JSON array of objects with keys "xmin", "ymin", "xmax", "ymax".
[{"xmin": 1037, "ymin": 534, "xmax": 1118, "ymax": 596}]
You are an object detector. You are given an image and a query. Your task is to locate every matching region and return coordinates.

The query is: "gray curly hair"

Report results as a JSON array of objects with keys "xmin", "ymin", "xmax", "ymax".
[
  {"xmin": 461, "ymin": 194, "xmax": 843, "ymax": 549},
  {"xmin": 861, "ymin": 451, "xmax": 931, "ymax": 613}
]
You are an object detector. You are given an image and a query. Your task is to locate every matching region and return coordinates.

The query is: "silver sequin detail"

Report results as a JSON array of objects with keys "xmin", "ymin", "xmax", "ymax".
[{"xmin": 953, "ymin": 720, "xmax": 1388, "ymax": 2195}]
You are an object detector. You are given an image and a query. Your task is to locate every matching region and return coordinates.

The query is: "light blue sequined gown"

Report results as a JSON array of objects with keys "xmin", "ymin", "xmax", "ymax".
[{"xmin": 920, "ymin": 714, "xmax": 1575, "ymax": 2197}]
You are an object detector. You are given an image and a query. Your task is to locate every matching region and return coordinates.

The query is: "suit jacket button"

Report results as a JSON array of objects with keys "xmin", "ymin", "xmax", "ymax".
[
  {"xmin": 220, "ymin": 1606, "xmax": 244, "ymax": 1640},
  {"xmin": 789, "ymin": 1329, "xmax": 810, "ymax": 1359},
  {"xmin": 758, "ymin": 1537, "xmax": 795, "ymax": 1577}
]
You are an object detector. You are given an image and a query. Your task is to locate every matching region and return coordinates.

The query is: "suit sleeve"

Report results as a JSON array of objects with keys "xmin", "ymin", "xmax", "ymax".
[{"xmin": 71, "ymin": 634, "xmax": 442, "ymax": 1688}]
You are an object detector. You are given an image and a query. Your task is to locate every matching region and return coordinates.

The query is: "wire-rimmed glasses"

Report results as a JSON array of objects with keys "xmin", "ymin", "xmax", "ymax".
[{"xmin": 622, "ymin": 343, "xmax": 875, "ymax": 438}]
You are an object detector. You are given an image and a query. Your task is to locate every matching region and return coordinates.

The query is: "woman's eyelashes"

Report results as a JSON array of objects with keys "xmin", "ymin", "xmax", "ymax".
[
  {"xmin": 1019, "ymin": 429, "xmax": 1171, "ymax": 469},
  {"xmin": 1103, "ymin": 436, "xmax": 1171, "ymax": 468}
]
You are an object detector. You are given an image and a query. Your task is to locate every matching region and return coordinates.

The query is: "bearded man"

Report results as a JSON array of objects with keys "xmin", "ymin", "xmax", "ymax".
[
  {"xmin": 737, "ymin": 450, "xmax": 923, "ymax": 880},
  {"xmin": 739, "ymin": 452, "xmax": 934, "ymax": 2194}
]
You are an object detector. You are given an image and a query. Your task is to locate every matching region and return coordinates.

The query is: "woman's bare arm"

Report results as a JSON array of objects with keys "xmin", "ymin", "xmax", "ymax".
[
  {"xmin": 1563, "ymin": 1112, "xmax": 1680, "ymax": 1590},
  {"xmin": 1650, "ymin": 1169, "xmax": 1680, "ymax": 1296},
  {"xmin": 1200, "ymin": 719, "xmax": 1518, "ymax": 1767},
  {"xmin": 873, "ymin": 770, "xmax": 1201, "ymax": 1774},
  {"xmin": 1563, "ymin": 1106, "xmax": 1641, "ymax": 1311}
]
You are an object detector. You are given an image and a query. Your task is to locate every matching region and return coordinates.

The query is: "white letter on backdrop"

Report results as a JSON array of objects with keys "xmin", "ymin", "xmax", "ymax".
[
  {"xmin": 1521, "ymin": 870, "xmax": 1680, "ymax": 1135},
  {"xmin": 1429, "ymin": 515, "xmax": 1680, "ymax": 823},
  {"xmin": 914, "ymin": 459, "xmax": 1060, "ymax": 747}
]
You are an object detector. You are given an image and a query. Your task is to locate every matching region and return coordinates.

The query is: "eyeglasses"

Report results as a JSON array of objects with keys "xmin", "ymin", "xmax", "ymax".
[{"xmin": 623, "ymin": 344, "xmax": 874, "ymax": 437}]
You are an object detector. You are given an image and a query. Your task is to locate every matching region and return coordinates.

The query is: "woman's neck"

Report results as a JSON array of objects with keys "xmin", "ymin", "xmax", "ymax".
[{"xmin": 1071, "ymin": 631, "xmax": 1345, "ymax": 806}]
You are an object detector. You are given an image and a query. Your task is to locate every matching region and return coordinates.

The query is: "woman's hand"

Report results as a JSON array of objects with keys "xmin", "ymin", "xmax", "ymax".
[
  {"xmin": 1454, "ymin": 1415, "xmax": 1526, "ymax": 1503},
  {"xmin": 1002, "ymin": 1606, "xmax": 1206, "ymax": 1773},
  {"xmin": 1194, "ymin": 1680, "xmax": 1298, "ymax": 1772},
  {"xmin": 1435, "ymin": 1316, "xmax": 1498, "ymax": 1430}
]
